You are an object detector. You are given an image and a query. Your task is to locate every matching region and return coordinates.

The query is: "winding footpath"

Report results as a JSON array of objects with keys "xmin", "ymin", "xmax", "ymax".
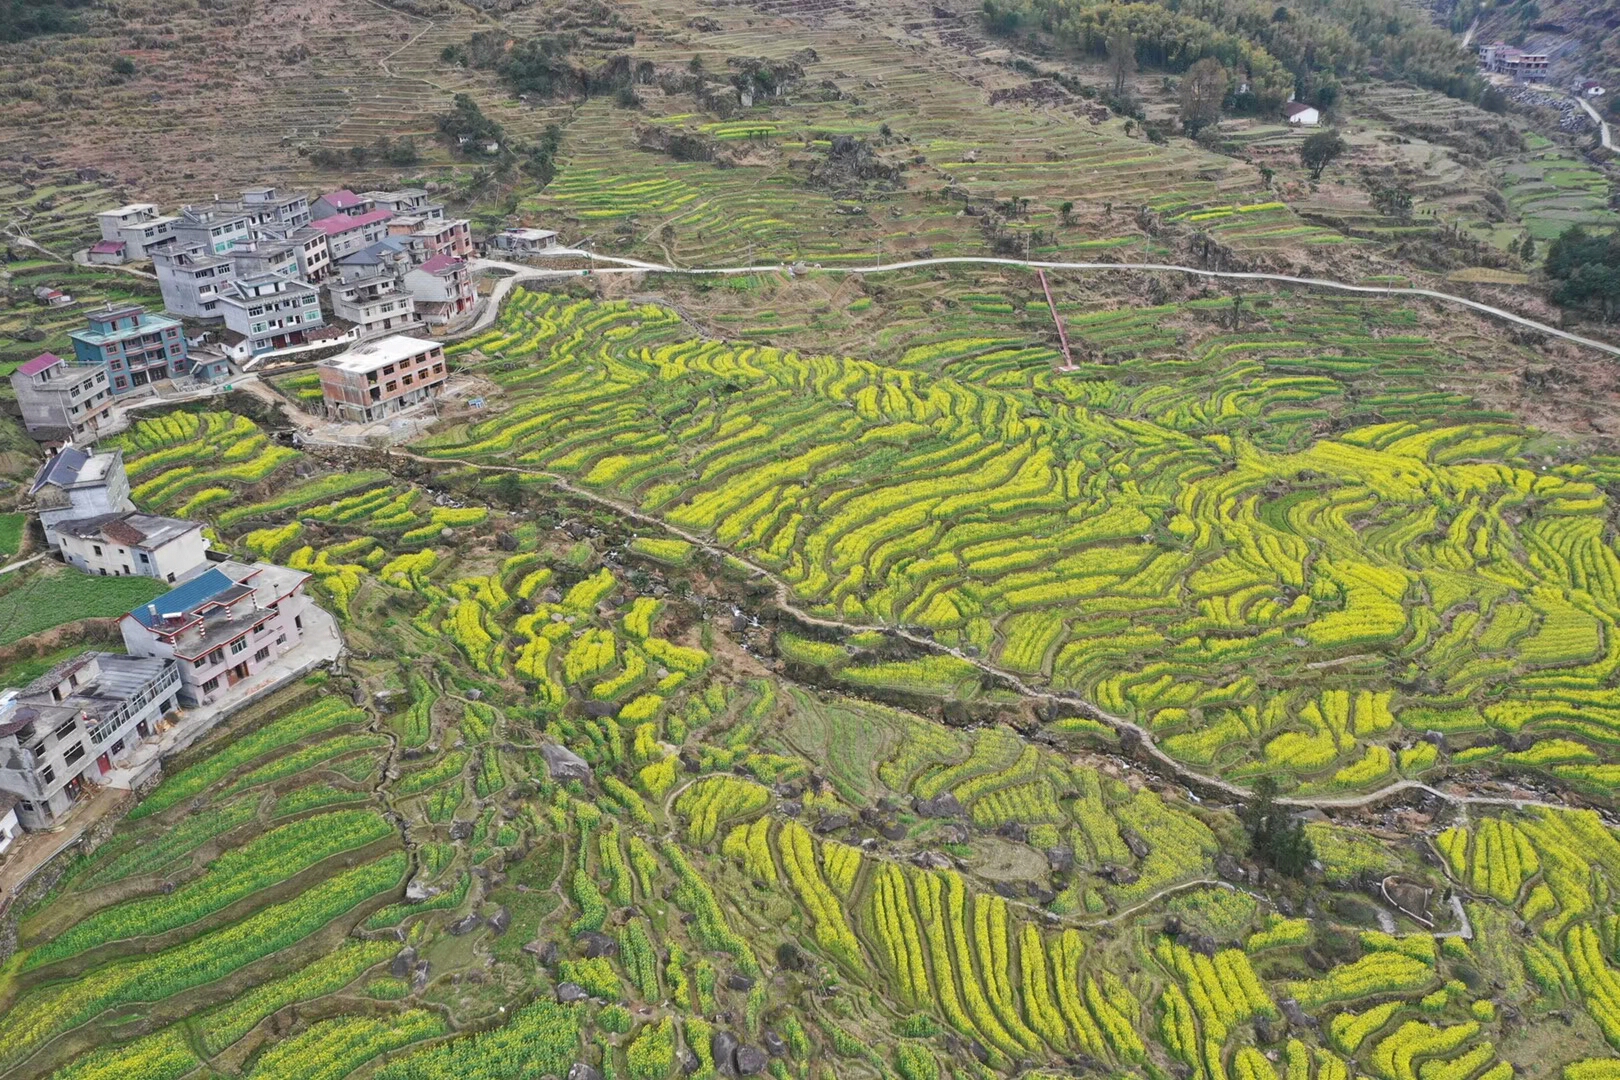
[
  {"xmin": 329, "ymin": 437, "xmax": 1587, "ymax": 820},
  {"xmin": 470, "ymin": 251, "xmax": 1620, "ymax": 359}
]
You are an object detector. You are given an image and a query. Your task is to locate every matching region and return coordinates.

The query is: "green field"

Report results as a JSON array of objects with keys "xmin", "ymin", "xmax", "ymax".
[{"xmin": 0, "ymin": 564, "xmax": 164, "ymax": 645}]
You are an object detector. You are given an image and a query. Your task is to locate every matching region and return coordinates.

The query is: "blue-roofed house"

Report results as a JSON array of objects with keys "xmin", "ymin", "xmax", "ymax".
[
  {"xmin": 69, "ymin": 303, "xmax": 190, "ymax": 394},
  {"xmin": 119, "ymin": 559, "xmax": 311, "ymax": 705}
]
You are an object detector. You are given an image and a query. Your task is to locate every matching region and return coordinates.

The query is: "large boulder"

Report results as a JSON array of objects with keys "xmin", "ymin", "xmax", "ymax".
[
  {"xmin": 557, "ymin": 982, "xmax": 589, "ymax": 1003},
  {"xmin": 734, "ymin": 1047, "xmax": 768, "ymax": 1075},
  {"xmin": 710, "ymin": 1031, "xmax": 740, "ymax": 1076},
  {"xmin": 542, "ymin": 743, "xmax": 592, "ymax": 782},
  {"xmin": 578, "ymin": 931, "xmax": 619, "ymax": 959},
  {"xmin": 568, "ymin": 1064, "xmax": 602, "ymax": 1080},
  {"xmin": 915, "ymin": 792, "xmax": 963, "ymax": 818}
]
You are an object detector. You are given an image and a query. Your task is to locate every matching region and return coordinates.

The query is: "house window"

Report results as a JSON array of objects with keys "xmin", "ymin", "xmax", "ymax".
[
  {"xmin": 230, "ymin": 638, "xmax": 247, "ymax": 654},
  {"xmin": 63, "ymin": 742, "xmax": 85, "ymax": 767},
  {"xmin": 254, "ymin": 646, "xmax": 270, "ymax": 662},
  {"xmin": 54, "ymin": 719, "xmax": 77, "ymax": 740},
  {"xmin": 294, "ymin": 615, "xmax": 303, "ymax": 631},
  {"xmin": 40, "ymin": 765, "xmax": 55, "ymax": 785},
  {"xmin": 92, "ymin": 544, "xmax": 103, "ymax": 556},
  {"xmin": 115, "ymin": 377, "xmax": 127, "ymax": 389},
  {"xmin": 201, "ymin": 676, "xmax": 220, "ymax": 693},
  {"xmin": 193, "ymin": 657, "xmax": 208, "ymax": 670},
  {"xmin": 208, "ymin": 648, "xmax": 225, "ymax": 665}
]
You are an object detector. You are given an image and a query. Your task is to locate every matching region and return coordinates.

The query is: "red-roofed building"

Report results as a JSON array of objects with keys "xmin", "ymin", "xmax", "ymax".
[
  {"xmin": 10, "ymin": 351, "xmax": 114, "ymax": 444},
  {"xmin": 406, "ymin": 255, "xmax": 475, "ymax": 326},
  {"xmin": 313, "ymin": 208, "xmax": 395, "ymax": 259},
  {"xmin": 88, "ymin": 239, "xmax": 127, "ymax": 266},
  {"xmin": 310, "ymin": 189, "xmax": 371, "ymax": 221}
]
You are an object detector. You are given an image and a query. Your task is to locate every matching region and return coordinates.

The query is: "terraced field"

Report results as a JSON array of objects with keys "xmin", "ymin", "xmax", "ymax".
[
  {"xmin": 7, "ymin": 383, "xmax": 1620, "ymax": 1079},
  {"xmin": 421, "ymin": 288, "xmax": 1620, "ymax": 800}
]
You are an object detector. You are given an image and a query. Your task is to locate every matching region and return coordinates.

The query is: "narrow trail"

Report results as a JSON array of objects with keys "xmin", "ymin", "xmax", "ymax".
[
  {"xmin": 469, "ymin": 250, "xmax": 1620, "ymax": 359},
  {"xmin": 323, "ymin": 439, "xmax": 1584, "ymax": 819}
]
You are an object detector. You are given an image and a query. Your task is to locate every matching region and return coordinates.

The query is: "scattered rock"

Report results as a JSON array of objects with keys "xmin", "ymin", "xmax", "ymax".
[
  {"xmin": 1120, "ymin": 829, "xmax": 1150, "ymax": 860},
  {"xmin": 1213, "ymin": 853, "xmax": 1245, "ymax": 883},
  {"xmin": 488, "ymin": 906, "xmax": 512, "ymax": 935},
  {"xmin": 539, "ymin": 940, "xmax": 560, "ymax": 965},
  {"xmin": 449, "ymin": 914, "xmax": 482, "ymax": 936},
  {"xmin": 1046, "ymin": 846, "xmax": 1075, "ymax": 873},
  {"xmin": 557, "ymin": 982, "xmax": 589, "ymax": 1003},
  {"xmin": 1279, "ymin": 998, "xmax": 1317, "ymax": 1028},
  {"xmin": 726, "ymin": 971, "xmax": 756, "ymax": 991},
  {"xmin": 679, "ymin": 1046, "xmax": 701, "ymax": 1074},
  {"xmin": 466, "ymin": 688, "xmax": 483, "ymax": 701},
  {"xmin": 390, "ymin": 946, "xmax": 417, "ymax": 977},
  {"xmin": 914, "ymin": 851, "xmax": 952, "ymax": 870},
  {"xmin": 579, "ymin": 931, "xmax": 620, "ymax": 958},
  {"xmin": 497, "ymin": 532, "xmax": 520, "ymax": 551},
  {"xmin": 568, "ymin": 1063, "xmax": 602, "ymax": 1080},
  {"xmin": 815, "ymin": 813, "xmax": 852, "ymax": 834},
  {"xmin": 734, "ymin": 1047, "xmax": 768, "ymax": 1075},
  {"xmin": 405, "ymin": 878, "xmax": 435, "ymax": 902},
  {"xmin": 711, "ymin": 1031, "xmax": 740, "ymax": 1076},
  {"xmin": 879, "ymin": 820, "xmax": 908, "ymax": 841},
  {"xmin": 449, "ymin": 819, "xmax": 475, "ymax": 841},
  {"xmin": 915, "ymin": 792, "xmax": 963, "ymax": 818},
  {"xmin": 583, "ymin": 700, "xmax": 619, "ymax": 720},
  {"xmin": 542, "ymin": 743, "xmax": 592, "ymax": 782},
  {"xmin": 780, "ymin": 799, "xmax": 803, "ymax": 818},
  {"xmin": 763, "ymin": 1031, "xmax": 787, "ymax": 1057},
  {"xmin": 1101, "ymin": 864, "xmax": 1140, "ymax": 886}
]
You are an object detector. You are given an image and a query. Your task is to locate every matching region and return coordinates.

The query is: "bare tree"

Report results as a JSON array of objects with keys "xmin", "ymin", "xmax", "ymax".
[
  {"xmin": 1107, "ymin": 27, "xmax": 1136, "ymax": 97},
  {"xmin": 1178, "ymin": 58, "xmax": 1228, "ymax": 137}
]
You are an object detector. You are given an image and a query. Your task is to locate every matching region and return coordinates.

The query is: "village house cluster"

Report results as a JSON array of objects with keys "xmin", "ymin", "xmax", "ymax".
[
  {"xmin": 0, "ymin": 445, "xmax": 315, "ymax": 836},
  {"xmin": 96, "ymin": 185, "xmax": 478, "ymax": 361},
  {"xmin": 8, "ymin": 188, "xmax": 567, "ymax": 444}
]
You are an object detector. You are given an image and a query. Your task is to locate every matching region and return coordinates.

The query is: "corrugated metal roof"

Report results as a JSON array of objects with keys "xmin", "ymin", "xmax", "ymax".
[{"xmin": 129, "ymin": 567, "xmax": 235, "ymax": 627}]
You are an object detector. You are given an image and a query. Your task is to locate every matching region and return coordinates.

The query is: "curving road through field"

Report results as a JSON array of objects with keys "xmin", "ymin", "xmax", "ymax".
[{"xmin": 468, "ymin": 251, "xmax": 1620, "ymax": 359}]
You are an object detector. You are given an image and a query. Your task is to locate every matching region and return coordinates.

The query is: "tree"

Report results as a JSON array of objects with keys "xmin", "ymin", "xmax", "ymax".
[
  {"xmin": 1059, "ymin": 200, "xmax": 1074, "ymax": 224},
  {"xmin": 1241, "ymin": 777, "xmax": 1315, "ymax": 878},
  {"xmin": 1370, "ymin": 180, "xmax": 1413, "ymax": 219},
  {"xmin": 1520, "ymin": 235, "xmax": 1535, "ymax": 261},
  {"xmin": 1299, "ymin": 129, "xmax": 1346, "ymax": 180},
  {"xmin": 1178, "ymin": 58, "xmax": 1228, "ymax": 137},
  {"xmin": 1545, "ymin": 226, "xmax": 1620, "ymax": 321},
  {"xmin": 1107, "ymin": 27, "xmax": 1136, "ymax": 97}
]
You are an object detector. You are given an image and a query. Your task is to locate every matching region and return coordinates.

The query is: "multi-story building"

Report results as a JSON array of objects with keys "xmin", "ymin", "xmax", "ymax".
[
  {"xmin": 0, "ymin": 794, "xmax": 19, "ymax": 854},
  {"xmin": 0, "ymin": 652, "xmax": 181, "ymax": 828},
  {"xmin": 239, "ymin": 186, "xmax": 312, "ymax": 230},
  {"xmin": 310, "ymin": 189, "xmax": 371, "ymax": 220},
  {"xmin": 257, "ymin": 224, "xmax": 334, "ymax": 283},
  {"xmin": 94, "ymin": 203, "xmax": 178, "ymax": 262},
  {"xmin": 169, "ymin": 203, "xmax": 255, "ymax": 256},
  {"xmin": 152, "ymin": 238, "xmax": 300, "ymax": 320},
  {"xmin": 397, "ymin": 217, "xmax": 472, "ymax": 260},
  {"xmin": 31, "ymin": 446, "xmax": 135, "ymax": 547},
  {"xmin": 343, "ymin": 235, "xmax": 427, "ymax": 273},
  {"xmin": 314, "ymin": 208, "xmax": 394, "ymax": 261},
  {"xmin": 362, "ymin": 189, "xmax": 445, "ymax": 220},
  {"xmin": 120, "ymin": 560, "xmax": 311, "ymax": 706},
  {"xmin": 69, "ymin": 304, "xmax": 190, "ymax": 394},
  {"xmin": 10, "ymin": 352, "xmax": 114, "ymax": 444},
  {"xmin": 54, "ymin": 511, "xmax": 209, "ymax": 583},
  {"xmin": 405, "ymin": 255, "xmax": 476, "ymax": 327},
  {"xmin": 318, "ymin": 334, "xmax": 449, "ymax": 423},
  {"xmin": 217, "ymin": 275, "xmax": 327, "ymax": 356},
  {"xmin": 329, "ymin": 263, "xmax": 421, "ymax": 338},
  {"xmin": 1479, "ymin": 42, "xmax": 1550, "ymax": 81}
]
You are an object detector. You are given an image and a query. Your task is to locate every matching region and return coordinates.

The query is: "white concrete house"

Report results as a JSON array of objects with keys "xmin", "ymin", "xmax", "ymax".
[
  {"xmin": 493, "ymin": 227, "xmax": 560, "ymax": 254},
  {"xmin": 1284, "ymin": 102, "xmax": 1321, "ymax": 126},
  {"xmin": 94, "ymin": 203, "xmax": 178, "ymax": 262},
  {"xmin": 55, "ymin": 512, "xmax": 209, "ymax": 582},
  {"xmin": 0, "ymin": 794, "xmax": 19, "ymax": 854},
  {"xmin": 329, "ymin": 263, "xmax": 422, "ymax": 338},
  {"xmin": 11, "ymin": 352, "xmax": 114, "ymax": 445},
  {"xmin": 0, "ymin": 653, "xmax": 181, "ymax": 828},
  {"xmin": 120, "ymin": 561, "xmax": 311, "ymax": 706},
  {"xmin": 31, "ymin": 446, "xmax": 134, "ymax": 548},
  {"xmin": 217, "ymin": 275, "xmax": 327, "ymax": 355}
]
